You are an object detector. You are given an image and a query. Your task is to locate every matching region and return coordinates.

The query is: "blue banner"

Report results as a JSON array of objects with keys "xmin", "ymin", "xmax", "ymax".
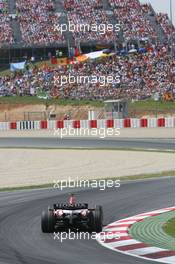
[{"xmin": 10, "ymin": 61, "xmax": 26, "ymax": 72}]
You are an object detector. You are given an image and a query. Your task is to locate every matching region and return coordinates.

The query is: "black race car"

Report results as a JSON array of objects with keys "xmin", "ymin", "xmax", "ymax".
[{"xmin": 41, "ymin": 194, "xmax": 103, "ymax": 233}]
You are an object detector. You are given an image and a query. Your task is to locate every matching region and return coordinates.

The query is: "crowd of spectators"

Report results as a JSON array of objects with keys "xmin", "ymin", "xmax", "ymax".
[
  {"xmin": 156, "ymin": 13, "xmax": 175, "ymax": 39},
  {"xmin": 0, "ymin": 0, "xmax": 174, "ymax": 47},
  {"xmin": 0, "ymin": 0, "xmax": 175, "ymax": 102},
  {"xmin": 109, "ymin": 0, "xmax": 157, "ymax": 41},
  {"xmin": 0, "ymin": 0, "xmax": 14, "ymax": 46},
  {"xmin": 16, "ymin": 0, "xmax": 65, "ymax": 45},
  {"xmin": 0, "ymin": 0, "xmax": 174, "ymax": 46},
  {"xmin": 0, "ymin": 44, "xmax": 174, "ymax": 100},
  {"xmin": 64, "ymin": 0, "xmax": 117, "ymax": 43},
  {"xmin": 136, "ymin": 3, "xmax": 175, "ymax": 42}
]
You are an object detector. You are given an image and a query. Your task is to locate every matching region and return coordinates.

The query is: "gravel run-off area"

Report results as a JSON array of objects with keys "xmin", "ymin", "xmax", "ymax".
[{"xmin": 0, "ymin": 148, "xmax": 175, "ymax": 188}]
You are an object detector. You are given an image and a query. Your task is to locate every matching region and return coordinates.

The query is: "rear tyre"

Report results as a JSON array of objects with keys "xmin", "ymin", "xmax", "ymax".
[
  {"xmin": 88, "ymin": 206, "xmax": 103, "ymax": 233},
  {"xmin": 94, "ymin": 205, "xmax": 103, "ymax": 233},
  {"xmin": 41, "ymin": 210, "xmax": 55, "ymax": 233}
]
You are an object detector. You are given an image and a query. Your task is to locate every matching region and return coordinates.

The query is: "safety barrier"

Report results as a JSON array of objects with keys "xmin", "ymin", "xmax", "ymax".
[
  {"xmin": 0, "ymin": 122, "xmax": 10, "ymax": 130},
  {"xmin": 124, "ymin": 118, "xmax": 131, "ymax": 128},
  {"xmin": 114, "ymin": 119, "xmax": 123, "ymax": 129},
  {"xmin": 40, "ymin": 120, "xmax": 48, "ymax": 129},
  {"xmin": 89, "ymin": 120, "xmax": 97, "ymax": 129},
  {"xmin": 10, "ymin": 122, "xmax": 17, "ymax": 130},
  {"xmin": 106, "ymin": 119, "xmax": 114, "ymax": 128},
  {"xmin": 56, "ymin": 120, "xmax": 64, "ymax": 129},
  {"xmin": 0, "ymin": 117, "xmax": 175, "ymax": 131},
  {"xmin": 140, "ymin": 118, "xmax": 148, "ymax": 128},
  {"xmin": 17, "ymin": 121, "xmax": 36, "ymax": 130}
]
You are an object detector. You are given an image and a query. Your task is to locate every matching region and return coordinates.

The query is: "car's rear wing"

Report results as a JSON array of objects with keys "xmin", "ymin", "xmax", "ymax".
[{"xmin": 53, "ymin": 203, "xmax": 88, "ymax": 210}]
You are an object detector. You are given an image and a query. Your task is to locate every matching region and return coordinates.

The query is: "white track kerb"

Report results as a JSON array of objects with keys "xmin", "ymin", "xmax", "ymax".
[{"xmin": 97, "ymin": 207, "xmax": 175, "ymax": 264}]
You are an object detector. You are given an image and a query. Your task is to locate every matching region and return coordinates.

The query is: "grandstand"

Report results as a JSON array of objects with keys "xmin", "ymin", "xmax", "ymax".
[
  {"xmin": 0, "ymin": 0, "xmax": 174, "ymax": 48},
  {"xmin": 0, "ymin": 0, "xmax": 174, "ymax": 101}
]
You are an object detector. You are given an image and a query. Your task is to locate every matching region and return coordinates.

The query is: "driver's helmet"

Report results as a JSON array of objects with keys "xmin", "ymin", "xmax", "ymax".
[{"xmin": 68, "ymin": 194, "xmax": 76, "ymax": 205}]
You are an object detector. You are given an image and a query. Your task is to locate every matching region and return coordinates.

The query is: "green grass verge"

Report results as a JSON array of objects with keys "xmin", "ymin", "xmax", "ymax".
[
  {"xmin": 0, "ymin": 96, "xmax": 103, "ymax": 107},
  {"xmin": 163, "ymin": 218, "xmax": 175, "ymax": 238},
  {"xmin": 118, "ymin": 170, "xmax": 175, "ymax": 181},
  {"xmin": 0, "ymin": 170, "xmax": 175, "ymax": 192},
  {"xmin": 0, "ymin": 183, "xmax": 52, "ymax": 192},
  {"xmin": 0, "ymin": 147, "xmax": 175, "ymax": 154},
  {"xmin": 129, "ymin": 100, "xmax": 175, "ymax": 112}
]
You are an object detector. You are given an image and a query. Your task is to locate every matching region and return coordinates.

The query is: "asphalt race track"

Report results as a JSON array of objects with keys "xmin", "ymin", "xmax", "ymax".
[
  {"xmin": 1, "ymin": 177, "xmax": 175, "ymax": 264},
  {"xmin": 0, "ymin": 137, "xmax": 175, "ymax": 150},
  {"xmin": 0, "ymin": 137, "xmax": 174, "ymax": 264}
]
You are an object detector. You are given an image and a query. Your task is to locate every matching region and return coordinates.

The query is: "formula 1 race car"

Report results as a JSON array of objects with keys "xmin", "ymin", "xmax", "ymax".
[{"xmin": 41, "ymin": 194, "xmax": 103, "ymax": 233}]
